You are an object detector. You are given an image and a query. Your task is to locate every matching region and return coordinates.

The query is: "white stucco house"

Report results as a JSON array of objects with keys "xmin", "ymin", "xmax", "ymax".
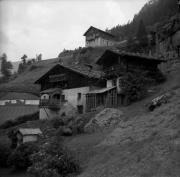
[
  {"xmin": 83, "ymin": 26, "xmax": 118, "ymax": 47},
  {"xmin": 0, "ymin": 92, "xmax": 39, "ymax": 106},
  {"xmin": 34, "ymin": 64, "xmax": 105, "ymax": 119}
]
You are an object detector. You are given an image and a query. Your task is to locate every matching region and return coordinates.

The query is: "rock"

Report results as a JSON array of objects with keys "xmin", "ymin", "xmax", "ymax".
[{"xmin": 84, "ymin": 108, "xmax": 123, "ymax": 133}]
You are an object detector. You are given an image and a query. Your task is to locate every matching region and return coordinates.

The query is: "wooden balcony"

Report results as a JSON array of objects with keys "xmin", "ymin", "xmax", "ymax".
[
  {"xmin": 104, "ymin": 65, "xmax": 127, "ymax": 78},
  {"xmin": 39, "ymin": 99, "xmax": 62, "ymax": 109}
]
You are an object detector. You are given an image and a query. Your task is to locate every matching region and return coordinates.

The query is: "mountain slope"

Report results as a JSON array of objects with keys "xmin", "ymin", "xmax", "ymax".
[
  {"xmin": 0, "ymin": 47, "xmax": 110, "ymax": 94},
  {"xmin": 64, "ymin": 65, "xmax": 180, "ymax": 177}
]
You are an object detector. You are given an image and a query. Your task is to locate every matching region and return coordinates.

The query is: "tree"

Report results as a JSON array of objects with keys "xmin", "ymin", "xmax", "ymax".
[
  {"xmin": 0, "ymin": 53, "xmax": 13, "ymax": 80},
  {"xmin": 37, "ymin": 54, "xmax": 42, "ymax": 61},
  {"xmin": 21, "ymin": 54, "xmax": 27, "ymax": 64},
  {"xmin": 17, "ymin": 63, "xmax": 24, "ymax": 74},
  {"xmin": 136, "ymin": 19, "xmax": 147, "ymax": 39}
]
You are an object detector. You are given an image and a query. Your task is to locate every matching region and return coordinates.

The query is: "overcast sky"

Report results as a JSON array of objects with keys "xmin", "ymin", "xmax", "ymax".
[{"xmin": 0, "ymin": 0, "xmax": 149, "ymax": 61}]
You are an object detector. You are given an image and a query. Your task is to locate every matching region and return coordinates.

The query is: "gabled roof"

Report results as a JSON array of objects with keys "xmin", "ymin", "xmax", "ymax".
[
  {"xmin": 96, "ymin": 50, "xmax": 164, "ymax": 65},
  {"xmin": 35, "ymin": 63, "xmax": 104, "ymax": 84},
  {"xmin": 40, "ymin": 88, "xmax": 62, "ymax": 94},
  {"xmin": 0, "ymin": 92, "xmax": 39, "ymax": 100},
  {"xmin": 83, "ymin": 26, "xmax": 116, "ymax": 38},
  {"xmin": 18, "ymin": 128, "xmax": 42, "ymax": 135}
]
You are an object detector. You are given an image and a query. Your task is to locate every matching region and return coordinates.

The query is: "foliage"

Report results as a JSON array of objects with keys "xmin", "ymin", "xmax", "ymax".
[
  {"xmin": 51, "ymin": 118, "xmax": 64, "ymax": 129},
  {"xmin": 0, "ymin": 111, "xmax": 39, "ymax": 129},
  {"xmin": 109, "ymin": 0, "xmax": 178, "ymax": 41},
  {"xmin": 120, "ymin": 71, "xmax": 152, "ymax": 102},
  {"xmin": 0, "ymin": 143, "xmax": 11, "ymax": 167},
  {"xmin": 21, "ymin": 54, "xmax": 28, "ymax": 64},
  {"xmin": 18, "ymin": 63, "xmax": 26, "ymax": 74},
  {"xmin": 28, "ymin": 138, "xmax": 80, "ymax": 177},
  {"xmin": 36, "ymin": 54, "xmax": 42, "ymax": 61},
  {"xmin": 7, "ymin": 142, "xmax": 39, "ymax": 170},
  {"xmin": 0, "ymin": 53, "xmax": 13, "ymax": 80}
]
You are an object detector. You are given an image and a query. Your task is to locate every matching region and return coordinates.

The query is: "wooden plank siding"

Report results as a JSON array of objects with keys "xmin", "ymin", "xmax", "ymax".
[
  {"xmin": 39, "ymin": 65, "xmax": 104, "ymax": 91},
  {"xmin": 86, "ymin": 88, "xmax": 123, "ymax": 112}
]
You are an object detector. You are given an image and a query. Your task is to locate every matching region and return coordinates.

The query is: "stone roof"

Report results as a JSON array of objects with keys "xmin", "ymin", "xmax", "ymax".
[
  {"xmin": 35, "ymin": 63, "xmax": 104, "ymax": 84},
  {"xmin": 18, "ymin": 128, "xmax": 42, "ymax": 135},
  {"xmin": 40, "ymin": 88, "xmax": 62, "ymax": 94},
  {"xmin": 96, "ymin": 49, "xmax": 164, "ymax": 65},
  {"xmin": 64, "ymin": 64, "xmax": 104, "ymax": 79}
]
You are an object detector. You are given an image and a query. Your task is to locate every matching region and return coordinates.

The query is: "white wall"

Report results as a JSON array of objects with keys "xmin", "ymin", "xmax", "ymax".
[
  {"xmin": 25, "ymin": 100, "xmax": 39, "ymax": 105},
  {"xmin": 40, "ymin": 94, "xmax": 50, "ymax": 100},
  {"xmin": 86, "ymin": 37, "xmax": 116, "ymax": 47},
  {"xmin": 62, "ymin": 86, "xmax": 90, "ymax": 109},
  {"xmin": 107, "ymin": 80, "xmax": 113, "ymax": 88},
  {"xmin": 39, "ymin": 86, "xmax": 90, "ymax": 119},
  {"xmin": 23, "ymin": 135, "xmax": 38, "ymax": 143},
  {"xmin": 0, "ymin": 99, "xmax": 39, "ymax": 105}
]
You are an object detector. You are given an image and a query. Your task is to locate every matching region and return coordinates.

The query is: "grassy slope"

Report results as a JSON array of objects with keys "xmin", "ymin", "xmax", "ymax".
[
  {"xmin": 0, "ymin": 58, "xmax": 58, "ymax": 94},
  {"xmin": 0, "ymin": 47, "xmax": 110, "ymax": 94},
  {"xmin": 0, "ymin": 105, "xmax": 39, "ymax": 125},
  {"xmin": 63, "ymin": 67, "xmax": 180, "ymax": 177},
  {"xmin": 0, "ymin": 68, "xmax": 180, "ymax": 177}
]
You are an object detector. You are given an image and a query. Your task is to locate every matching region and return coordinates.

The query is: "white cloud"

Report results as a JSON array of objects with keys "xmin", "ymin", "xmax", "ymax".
[{"xmin": 0, "ymin": 0, "xmax": 149, "ymax": 61}]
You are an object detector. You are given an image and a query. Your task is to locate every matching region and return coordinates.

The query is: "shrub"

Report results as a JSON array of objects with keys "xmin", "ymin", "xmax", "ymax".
[
  {"xmin": 28, "ymin": 138, "xmax": 80, "ymax": 177},
  {"xmin": 0, "ymin": 143, "xmax": 11, "ymax": 167},
  {"xmin": 120, "ymin": 71, "xmax": 151, "ymax": 102},
  {"xmin": 51, "ymin": 118, "xmax": 64, "ymax": 129},
  {"xmin": 7, "ymin": 142, "xmax": 39, "ymax": 170}
]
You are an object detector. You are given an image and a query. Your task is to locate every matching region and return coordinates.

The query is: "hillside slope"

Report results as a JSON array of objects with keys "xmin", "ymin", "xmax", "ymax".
[
  {"xmin": 64, "ymin": 66, "xmax": 180, "ymax": 177},
  {"xmin": 0, "ymin": 47, "xmax": 110, "ymax": 94}
]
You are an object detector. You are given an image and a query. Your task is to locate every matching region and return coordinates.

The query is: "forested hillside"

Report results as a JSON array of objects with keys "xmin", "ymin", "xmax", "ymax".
[{"xmin": 109, "ymin": 0, "xmax": 178, "ymax": 40}]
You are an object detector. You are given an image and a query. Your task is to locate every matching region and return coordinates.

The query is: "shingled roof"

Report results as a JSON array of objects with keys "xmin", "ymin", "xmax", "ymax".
[
  {"xmin": 96, "ymin": 50, "xmax": 164, "ymax": 65},
  {"xmin": 18, "ymin": 128, "xmax": 42, "ymax": 135},
  {"xmin": 83, "ymin": 26, "xmax": 116, "ymax": 38},
  {"xmin": 35, "ymin": 63, "xmax": 104, "ymax": 84}
]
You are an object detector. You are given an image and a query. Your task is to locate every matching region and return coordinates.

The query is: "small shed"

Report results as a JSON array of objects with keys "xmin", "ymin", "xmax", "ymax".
[{"xmin": 16, "ymin": 128, "xmax": 42, "ymax": 146}]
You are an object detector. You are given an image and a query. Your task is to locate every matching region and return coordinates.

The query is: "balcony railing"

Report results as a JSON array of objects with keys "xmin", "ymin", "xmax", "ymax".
[
  {"xmin": 104, "ymin": 65, "xmax": 127, "ymax": 77},
  {"xmin": 39, "ymin": 99, "xmax": 62, "ymax": 109}
]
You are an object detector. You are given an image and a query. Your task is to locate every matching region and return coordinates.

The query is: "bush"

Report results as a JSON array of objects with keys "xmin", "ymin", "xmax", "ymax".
[
  {"xmin": 7, "ymin": 142, "xmax": 39, "ymax": 170},
  {"xmin": 0, "ymin": 143, "xmax": 11, "ymax": 167},
  {"xmin": 120, "ymin": 71, "xmax": 151, "ymax": 102},
  {"xmin": 0, "ymin": 112, "xmax": 39, "ymax": 129},
  {"xmin": 28, "ymin": 138, "xmax": 80, "ymax": 177},
  {"xmin": 51, "ymin": 118, "xmax": 64, "ymax": 129}
]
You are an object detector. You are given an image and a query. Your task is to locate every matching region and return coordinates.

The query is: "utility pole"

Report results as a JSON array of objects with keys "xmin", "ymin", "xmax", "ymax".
[{"xmin": 178, "ymin": 0, "xmax": 180, "ymax": 13}]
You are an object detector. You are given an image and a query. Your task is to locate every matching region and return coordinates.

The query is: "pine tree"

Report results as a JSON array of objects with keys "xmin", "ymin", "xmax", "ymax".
[
  {"xmin": 136, "ymin": 19, "xmax": 148, "ymax": 48},
  {"xmin": 0, "ymin": 53, "xmax": 13, "ymax": 80}
]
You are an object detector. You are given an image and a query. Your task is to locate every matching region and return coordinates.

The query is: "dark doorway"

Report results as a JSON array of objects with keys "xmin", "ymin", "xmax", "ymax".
[{"xmin": 77, "ymin": 105, "xmax": 83, "ymax": 114}]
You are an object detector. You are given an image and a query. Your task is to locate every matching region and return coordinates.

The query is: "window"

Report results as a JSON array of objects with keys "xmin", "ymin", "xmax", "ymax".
[
  {"xmin": 77, "ymin": 93, "xmax": 81, "ymax": 100},
  {"xmin": 112, "ymin": 79, "xmax": 116, "ymax": 86},
  {"xmin": 61, "ymin": 95, "xmax": 65, "ymax": 102},
  {"xmin": 77, "ymin": 105, "xmax": 83, "ymax": 114}
]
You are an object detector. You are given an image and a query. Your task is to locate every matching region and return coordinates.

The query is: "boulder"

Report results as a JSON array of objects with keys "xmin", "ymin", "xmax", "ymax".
[{"xmin": 84, "ymin": 108, "xmax": 123, "ymax": 133}]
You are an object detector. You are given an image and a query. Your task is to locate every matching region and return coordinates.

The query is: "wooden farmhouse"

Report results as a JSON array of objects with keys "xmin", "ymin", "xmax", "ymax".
[
  {"xmin": 35, "ymin": 50, "xmax": 164, "ymax": 117},
  {"xmin": 35, "ymin": 64, "xmax": 105, "ymax": 119},
  {"xmin": 85, "ymin": 50, "xmax": 164, "ymax": 112},
  {"xmin": 84, "ymin": 26, "xmax": 118, "ymax": 47}
]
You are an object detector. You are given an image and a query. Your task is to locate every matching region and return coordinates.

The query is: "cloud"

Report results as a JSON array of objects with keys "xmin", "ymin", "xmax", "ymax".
[{"xmin": 0, "ymin": 0, "xmax": 149, "ymax": 61}]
